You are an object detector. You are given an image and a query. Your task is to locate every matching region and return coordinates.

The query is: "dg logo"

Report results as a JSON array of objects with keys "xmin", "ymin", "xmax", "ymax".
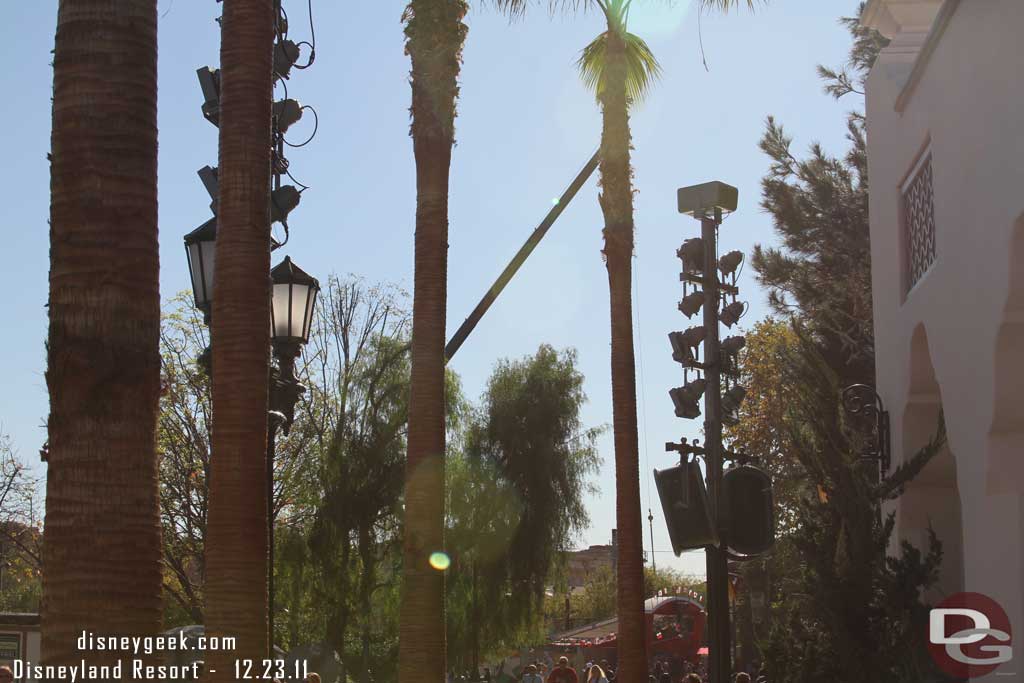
[{"xmin": 929, "ymin": 592, "xmax": 1013, "ymax": 679}]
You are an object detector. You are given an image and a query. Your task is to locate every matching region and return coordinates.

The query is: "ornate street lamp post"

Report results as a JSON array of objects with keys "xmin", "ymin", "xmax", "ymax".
[
  {"xmin": 267, "ymin": 257, "xmax": 319, "ymax": 649},
  {"xmin": 269, "ymin": 255, "xmax": 320, "ymax": 434},
  {"xmin": 184, "ymin": 218, "xmax": 217, "ymax": 322},
  {"xmin": 184, "ymin": 225, "xmax": 319, "ymax": 652}
]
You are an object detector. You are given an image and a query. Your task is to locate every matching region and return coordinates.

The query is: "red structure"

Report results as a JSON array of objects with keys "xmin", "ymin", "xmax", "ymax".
[{"xmin": 546, "ymin": 596, "xmax": 707, "ymax": 664}]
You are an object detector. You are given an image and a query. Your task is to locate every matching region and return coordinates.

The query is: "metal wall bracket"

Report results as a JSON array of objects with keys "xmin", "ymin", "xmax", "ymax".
[{"xmin": 841, "ymin": 383, "xmax": 892, "ymax": 475}]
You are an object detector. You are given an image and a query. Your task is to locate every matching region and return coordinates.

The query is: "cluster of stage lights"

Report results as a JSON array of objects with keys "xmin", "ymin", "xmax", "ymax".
[
  {"xmin": 192, "ymin": 14, "xmax": 310, "ymax": 244},
  {"xmin": 185, "ymin": 1, "xmax": 322, "ymax": 331},
  {"xmin": 669, "ymin": 239, "xmax": 748, "ymax": 424}
]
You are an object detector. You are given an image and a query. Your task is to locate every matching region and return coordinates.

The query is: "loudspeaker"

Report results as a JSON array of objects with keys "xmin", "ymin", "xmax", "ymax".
[
  {"xmin": 722, "ymin": 465, "xmax": 775, "ymax": 558},
  {"xmin": 654, "ymin": 461, "xmax": 719, "ymax": 555}
]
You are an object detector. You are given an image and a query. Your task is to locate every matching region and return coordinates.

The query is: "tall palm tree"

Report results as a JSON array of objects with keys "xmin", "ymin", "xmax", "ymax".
[
  {"xmin": 399, "ymin": 2, "xmax": 468, "ymax": 682},
  {"xmin": 577, "ymin": 5, "xmax": 660, "ymax": 680},
  {"xmin": 495, "ymin": 2, "xmax": 758, "ymax": 680},
  {"xmin": 204, "ymin": 0, "xmax": 276, "ymax": 675},
  {"xmin": 43, "ymin": 0, "xmax": 162, "ymax": 669}
]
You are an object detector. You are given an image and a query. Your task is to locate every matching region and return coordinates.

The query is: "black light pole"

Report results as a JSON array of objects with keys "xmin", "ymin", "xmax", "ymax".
[
  {"xmin": 700, "ymin": 208, "xmax": 732, "ymax": 683},
  {"xmin": 189, "ymin": 0, "xmax": 317, "ymax": 657},
  {"xmin": 673, "ymin": 181, "xmax": 741, "ymax": 683},
  {"xmin": 648, "ymin": 509, "xmax": 657, "ymax": 573},
  {"xmin": 267, "ymin": 257, "xmax": 320, "ymax": 653}
]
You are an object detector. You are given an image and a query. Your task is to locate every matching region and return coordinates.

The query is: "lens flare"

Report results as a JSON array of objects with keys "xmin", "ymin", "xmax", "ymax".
[
  {"xmin": 429, "ymin": 552, "xmax": 451, "ymax": 571},
  {"xmin": 551, "ymin": 197, "xmax": 560, "ymax": 206},
  {"xmin": 628, "ymin": 0, "xmax": 694, "ymax": 40}
]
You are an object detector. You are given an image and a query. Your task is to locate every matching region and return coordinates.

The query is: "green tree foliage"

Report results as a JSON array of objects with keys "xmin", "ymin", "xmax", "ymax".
[
  {"xmin": 643, "ymin": 567, "xmax": 703, "ymax": 601},
  {"xmin": 751, "ymin": 2, "xmax": 888, "ymax": 386},
  {"xmin": 157, "ymin": 293, "xmax": 323, "ymax": 627},
  {"xmin": 447, "ymin": 345, "xmax": 602, "ymax": 668},
  {"xmin": 740, "ymin": 8, "xmax": 952, "ymax": 680},
  {"xmin": 156, "ymin": 287, "xmax": 602, "ymax": 680},
  {"xmin": 560, "ymin": 566, "xmax": 702, "ymax": 630},
  {"xmin": 752, "ymin": 324, "xmax": 946, "ymax": 682},
  {"xmin": 299, "ymin": 276, "xmax": 418, "ymax": 682}
]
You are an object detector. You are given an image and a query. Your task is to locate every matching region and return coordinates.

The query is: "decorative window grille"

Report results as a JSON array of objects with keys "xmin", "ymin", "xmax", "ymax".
[{"xmin": 903, "ymin": 154, "xmax": 936, "ymax": 290}]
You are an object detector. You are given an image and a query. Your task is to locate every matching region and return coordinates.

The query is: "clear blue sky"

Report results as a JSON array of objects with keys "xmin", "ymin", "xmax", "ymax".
[{"xmin": 3, "ymin": 0, "xmax": 859, "ymax": 579}]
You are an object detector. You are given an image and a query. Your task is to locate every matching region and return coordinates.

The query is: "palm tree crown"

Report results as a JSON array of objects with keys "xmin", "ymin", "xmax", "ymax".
[
  {"xmin": 576, "ymin": 0, "xmax": 661, "ymax": 105},
  {"xmin": 495, "ymin": 0, "xmax": 761, "ymax": 20}
]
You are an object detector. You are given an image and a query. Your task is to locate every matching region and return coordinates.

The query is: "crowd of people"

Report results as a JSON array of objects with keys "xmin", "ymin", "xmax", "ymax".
[{"xmin": 498, "ymin": 655, "xmax": 765, "ymax": 683}]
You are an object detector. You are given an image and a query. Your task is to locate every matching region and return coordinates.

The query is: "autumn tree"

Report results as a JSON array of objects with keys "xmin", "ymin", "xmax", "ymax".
[{"xmin": 0, "ymin": 431, "xmax": 42, "ymax": 612}]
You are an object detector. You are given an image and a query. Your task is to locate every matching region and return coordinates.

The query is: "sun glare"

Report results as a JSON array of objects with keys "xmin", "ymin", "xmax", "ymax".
[{"xmin": 429, "ymin": 551, "xmax": 451, "ymax": 571}]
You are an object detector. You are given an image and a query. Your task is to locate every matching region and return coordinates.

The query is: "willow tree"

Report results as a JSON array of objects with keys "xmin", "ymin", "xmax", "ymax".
[{"xmin": 44, "ymin": 0, "xmax": 163, "ymax": 670}]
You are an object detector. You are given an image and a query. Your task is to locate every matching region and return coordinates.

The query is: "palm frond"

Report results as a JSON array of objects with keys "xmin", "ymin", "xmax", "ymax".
[
  {"xmin": 622, "ymin": 31, "xmax": 661, "ymax": 102},
  {"xmin": 576, "ymin": 29, "xmax": 662, "ymax": 105},
  {"xmin": 491, "ymin": 0, "xmax": 601, "ymax": 20},
  {"xmin": 700, "ymin": 0, "xmax": 762, "ymax": 11},
  {"xmin": 576, "ymin": 31, "xmax": 609, "ymax": 98}
]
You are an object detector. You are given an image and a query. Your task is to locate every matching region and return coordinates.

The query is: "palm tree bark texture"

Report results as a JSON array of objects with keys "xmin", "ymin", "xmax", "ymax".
[
  {"xmin": 597, "ymin": 27, "xmax": 648, "ymax": 683},
  {"xmin": 205, "ymin": 0, "xmax": 275, "ymax": 676},
  {"xmin": 44, "ymin": 0, "xmax": 163, "ymax": 673},
  {"xmin": 400, "ymin": 1, "xmax": 468, "ymax": 681}
]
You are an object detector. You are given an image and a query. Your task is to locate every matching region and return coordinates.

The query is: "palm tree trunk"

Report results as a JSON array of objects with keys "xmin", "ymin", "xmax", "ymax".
[
  {"xmin": 400, "ymin": 2, "xmax": 467, "ymax": 682},
  {"xmin": 205, "ymin": 0, "xmax": 275, "ymax": 675},
  {"xmin": 44, "ymin": 0, "xmax": 163, "ymax": 670},
  {"xmin": 598, "ymin": 30, "xmax": 648, "ymax": 683}
]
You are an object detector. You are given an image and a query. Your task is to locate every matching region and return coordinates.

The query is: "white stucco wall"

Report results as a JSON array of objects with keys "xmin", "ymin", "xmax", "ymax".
[{"xmin": 864, "ymin": 0, "xmax": 1024, "ymax": 673}]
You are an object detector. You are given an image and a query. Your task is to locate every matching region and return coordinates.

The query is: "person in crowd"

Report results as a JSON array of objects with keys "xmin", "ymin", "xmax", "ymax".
[
  {"xmin": 586, "ymin": 664, "xmax": 608, "ymax": 683},
  {"xmin": 734, "ymin": 674, "xmax": 750, "ymax": 683},
  {"xmin": 523, "ymin": 664, "xmax": 544, "ymax": 683},
  {"xmin": 547, "ymin": 656, "xmax": 579, "ymax": 683},
  {"xmin": 600, "ymin": 659, "xmax": 615, "ymax": 682},
  {"xmin": 683, "ymin": 674, "xmax": 703, "ymax": 683},
  {"xmin": 659, "ymin": 668, "xmax": 672, "ymax": 683},
  {"xmin": 307, "ymin": 674, "xmax": 321, "ymax": 683},
  {"xmin": 0, "ymin": 666, "xmax": 12, "ymax": 683},
  {"xmin": 669, "ymin": 656, "xmax": 682, "ymax": 683}
]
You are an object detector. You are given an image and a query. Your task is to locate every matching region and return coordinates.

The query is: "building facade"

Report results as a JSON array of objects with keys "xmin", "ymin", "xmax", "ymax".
[
  {"xmin": 565, "ymin": 544, "xmax": 614, "ymax": 590},
  {"xmin": 863, "ymin": 0, "xmax": 1024, "ymax": 670}
]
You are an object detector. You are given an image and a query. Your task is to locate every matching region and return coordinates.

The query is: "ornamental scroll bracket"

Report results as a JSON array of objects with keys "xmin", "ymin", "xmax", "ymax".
[{"xmin": 841, "ymin": 383, "xmax": 892, "ymax": 477}]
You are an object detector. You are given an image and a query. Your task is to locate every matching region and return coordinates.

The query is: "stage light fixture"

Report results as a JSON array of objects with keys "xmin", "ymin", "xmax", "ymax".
[
  {"xmin": 719, "ymin": 250, "xmax": 744, "ymax": 277},
  {"xmin": 677, "ymin": 238, "xmax": 704, "ymax": 274},
  {"xmin": 670, "ymin": 379, "xmax": 707, "ymax": 420},
  {"xmin": 273, "ymin": 98, "xmax": 303, "ymax": 134},
  {"xmin": 721, "ymin": 335, "xmax": 746, "ymax": 355},
  {"xmin": 197, "ymin": 66, "xmax": 220, "ymax": 127},
  {"xmin": 721, "ymin": 301, "xmax": 745, "ymax": 328},
  {"xmin": 679, "ymin": 292, "xmax": 705, "ymax": 318}
]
